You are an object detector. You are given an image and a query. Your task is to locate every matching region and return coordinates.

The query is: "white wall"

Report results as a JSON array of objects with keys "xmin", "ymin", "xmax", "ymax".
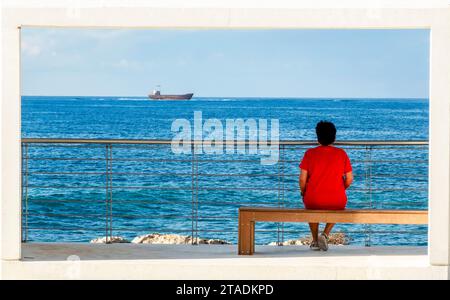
[{"xmin": 1, "ymin": 2, "xmax": 450, "ymax": 267}]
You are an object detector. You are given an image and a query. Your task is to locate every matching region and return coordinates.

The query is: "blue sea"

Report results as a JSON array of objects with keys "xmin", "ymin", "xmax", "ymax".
[{"xmin": 21, "ymin": 96, "xmax": 429, "ymax": 246}]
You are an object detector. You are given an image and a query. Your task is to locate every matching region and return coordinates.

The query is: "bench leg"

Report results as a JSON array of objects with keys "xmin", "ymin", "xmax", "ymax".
[
  {"xmin": 250, "ymin": 221, "xmax": 255, "ymax": 254},
  {"xmin": 238, "ymin": 213, "xmax": 255, "ymax": 255}
]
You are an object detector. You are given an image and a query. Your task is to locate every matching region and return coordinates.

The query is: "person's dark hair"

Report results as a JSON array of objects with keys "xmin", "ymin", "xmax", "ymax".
[{"xmin": 315, "ymin": 121, "xmax": 336, "ymax": 146}]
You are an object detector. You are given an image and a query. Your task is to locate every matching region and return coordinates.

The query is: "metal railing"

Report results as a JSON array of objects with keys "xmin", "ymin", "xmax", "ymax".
[{"xmin": 21, "ymin": 138, "xmax": 429, "ymax": 246}]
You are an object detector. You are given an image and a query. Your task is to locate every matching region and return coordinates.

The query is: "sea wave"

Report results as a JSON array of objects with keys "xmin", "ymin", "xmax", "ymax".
[{"xmin": 117, "ymin": 97, "xmax": 148, "ymax": 101}]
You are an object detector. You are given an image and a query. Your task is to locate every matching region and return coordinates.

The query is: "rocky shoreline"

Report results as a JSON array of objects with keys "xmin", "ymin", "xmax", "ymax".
[
  {"xmin": 90, "ymin": 232, "xmax": 349, "ymax": 246},
  {"xmin": 131, "ymin": 233, "xmax": 231, "ymax": 245},
  {"xmin": 90, "ymin": 233, "xmax": 231, "ymax": 245},
  {"xmin": 267, "ymin": 233, "xmax": 349, "ymax": 246}
]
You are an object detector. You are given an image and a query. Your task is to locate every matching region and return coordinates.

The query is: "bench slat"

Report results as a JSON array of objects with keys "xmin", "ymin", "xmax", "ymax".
[
  {"xmin": 239, "ymin": 207, "xmax": 427, "ymax": 214},
  {"xmin": 239, "ymin": 207, "xmax": 428, "ymax": 224}
]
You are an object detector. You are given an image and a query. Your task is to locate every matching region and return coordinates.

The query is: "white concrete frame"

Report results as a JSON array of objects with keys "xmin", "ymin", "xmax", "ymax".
[{"xmin": 2, "ymin": 6, "xmax": 450, "ymax": 267}]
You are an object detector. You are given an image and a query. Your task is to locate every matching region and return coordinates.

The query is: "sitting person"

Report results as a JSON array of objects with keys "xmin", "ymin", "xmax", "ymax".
[{"xmin": 299, "ymin": 121, "xmax": 353, "ymax": 251}]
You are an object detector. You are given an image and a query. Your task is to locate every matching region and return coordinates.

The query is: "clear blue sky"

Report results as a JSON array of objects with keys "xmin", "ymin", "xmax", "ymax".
[{"xmin": 21, "ymin": 28, "xmax": 429, "ymax": 98}]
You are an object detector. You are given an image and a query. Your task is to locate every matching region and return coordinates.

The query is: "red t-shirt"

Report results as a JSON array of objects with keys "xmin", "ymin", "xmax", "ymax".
[{"xmin": 299, "ymin": 145, "xmax": 352, "ymax": 210}]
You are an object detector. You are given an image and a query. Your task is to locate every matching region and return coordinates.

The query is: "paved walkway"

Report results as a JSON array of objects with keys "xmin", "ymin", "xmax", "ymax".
[
  {"xmin": 21, "ymin": 243, "xmax": 425, "ymax": 261},
  {"xmin": 1, "ymin": 243, "xmax": 447, "ymax": 279}
]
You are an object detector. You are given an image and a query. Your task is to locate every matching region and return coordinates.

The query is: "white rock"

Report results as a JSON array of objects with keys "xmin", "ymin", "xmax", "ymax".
[
  {"xmin": 90, "ymin": 236, "xmax": 129, "ymax": 244},
  {"xmin": 206, "ymin": 239, "xmax": 230, "ymax": 245},
  {"xmin": 131, "ymin": 233, "xmax": 191, "ymax": 244},
  {"xmin": 268, "ymin": 232, "xmax": 349, "ymax": 246},
  {"xmin": 131, "ymin": 233, "xmax": 229, "ymax": 245}
]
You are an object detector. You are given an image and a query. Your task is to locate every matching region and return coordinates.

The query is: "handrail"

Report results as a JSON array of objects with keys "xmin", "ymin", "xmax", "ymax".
[{"xmin": 21, "ymin": 138, "xmax": 429, "ymax": 146}]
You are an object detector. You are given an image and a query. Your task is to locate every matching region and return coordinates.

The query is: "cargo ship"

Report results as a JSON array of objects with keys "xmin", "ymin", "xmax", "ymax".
[{"xmin": 148, "ymin": 86, "xmax": 193, "ymax": 100}]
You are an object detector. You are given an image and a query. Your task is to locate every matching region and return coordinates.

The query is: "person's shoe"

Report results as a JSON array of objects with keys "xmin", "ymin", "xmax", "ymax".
[
  {"xmin": 310, "ymin": 241, "xmax": 320, "ymax": 251},
  {"xmin": 318, "ymin": 233, "xmax": 329, "ymax": 251}
]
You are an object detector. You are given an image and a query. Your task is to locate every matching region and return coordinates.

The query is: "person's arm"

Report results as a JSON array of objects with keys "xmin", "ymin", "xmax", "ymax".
[
  {"xmin": 344, "ymin": 171, "xmax": 353, "ymax": 189},
  {"xmin": 299, "ymin": 169, "xmax": 308, "ymax": 197}
]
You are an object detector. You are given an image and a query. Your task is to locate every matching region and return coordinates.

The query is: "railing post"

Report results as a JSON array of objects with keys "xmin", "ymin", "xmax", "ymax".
[
  {"xmin": 191, "ymin": 142, "xmax": 198, "ymax": 245},
  {"xmin": 364, "ymin": 145, "xmax": 373, "ymax": 247},
  {"xmin": 191, "ymin": 143, "xmax": 194, "ymax": 245},
  {"xmin": 276, "ymin": 144, "xmax": 285, "ymax": 246},
  {"xmin": 276, "ymin": 144, "xmax": 281, "ymax": 245},
  {"xmin": 282, "ymin": 145, "xmax": 285, "ymax": 244},
  {"xmin": 109, "ymin": 144, "xmax": 113, "ymax": 241},
  {"xmin": 195, "ymin": 143, "xmax": 199, "ymax": 245},
  {"xmin": 104, "ymin": 144, "xmax": 112, "ymax": 244},
  {"xmin": 21, "ymin": 142, "xmax": 29, "ymax": 243}
]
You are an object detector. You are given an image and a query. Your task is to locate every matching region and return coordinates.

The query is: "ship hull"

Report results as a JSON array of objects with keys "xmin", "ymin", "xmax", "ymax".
[{"xmin": 148, "ymin": 93, "xmax": 193, "ymax": 100}]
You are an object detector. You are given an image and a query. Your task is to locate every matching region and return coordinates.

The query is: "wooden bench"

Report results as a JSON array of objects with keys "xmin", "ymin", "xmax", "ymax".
[{"xmin": 238, "ymin": 207, "xmax": 428, "ymax": 255}]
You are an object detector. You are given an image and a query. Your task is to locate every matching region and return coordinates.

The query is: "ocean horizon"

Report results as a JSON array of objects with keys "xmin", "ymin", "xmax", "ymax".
[{"xmin": 22, "ymin": 95, "xmax": 428, "ymax": 100}]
